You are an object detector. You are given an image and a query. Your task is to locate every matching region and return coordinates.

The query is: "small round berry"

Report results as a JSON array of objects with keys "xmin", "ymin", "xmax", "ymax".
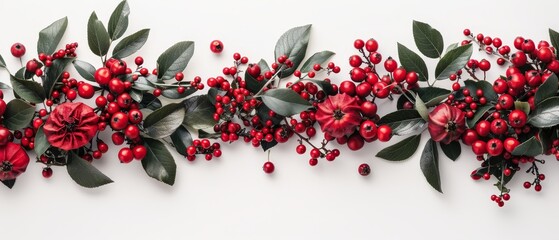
[
  {"xmin": 358, "ymin": 163, "xmax": 371, "ymax": 176},
  {"xmin": 135, "ymin": 56, "xmax": 144, "ymax": 65},
  {"xmin": 10, "ymin": 43, "xmax": 26, "ymax": 58},
  {"xmin": 42, "ymin": 167, "xmax": 53, "ymax": 178},
  {"xmin": 118, "ymin": 147, "xmax": 134, "ymax": 163},
  {"xmin": 210, "ymin": 40, "xmax": 224, "ymax": 53},
  {"xmin": 263, "ymin": 162, "xmax": 275, "ymax": 174}
]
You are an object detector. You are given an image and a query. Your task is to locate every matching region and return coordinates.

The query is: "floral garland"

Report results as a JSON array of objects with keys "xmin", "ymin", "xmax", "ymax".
[{"xmin": 1, "ymin": 1, "xmax": 558, "ymax": 208}]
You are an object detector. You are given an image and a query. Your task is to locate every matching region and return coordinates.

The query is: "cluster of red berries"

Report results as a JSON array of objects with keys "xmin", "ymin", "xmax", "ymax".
[
  {"xmin": 185, "ymin": 139, "xmax": 222, "ymax": 161},
  {"xmin": 12, "ymin": 42, "xmax": 79, "ymax": 77}
]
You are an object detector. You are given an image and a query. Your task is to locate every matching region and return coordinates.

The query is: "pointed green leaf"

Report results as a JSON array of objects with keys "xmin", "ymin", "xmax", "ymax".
[
  {"xmin": 72, "ymin": 60, "xmax": 97, "ymax": 82},
  {"xmin": 183, "ymin": 95, "xmax": 217, "ymax": 129},
  {"xmin": 528, "ymin": 96, "xmax": 559, "ymax": 128},
  {"xmin": 3, "ymin": 99, "xmax": 35, "ymax": 130},
  {"xmin": 440, "ymin": 141, "xmax": 461, "ymax": 161},
  {"xmin": 377, "ymin": 109, "xmax": 426, "ymax": 136},
  {"xmin": 260, "ymin": 89, "xmax": 311, "ymax": 117},
  {"xmin": 535, "ymin": 73, "xmax": 558, "ymax": 105},
  {"xmin": 376, "ymin": 135, "xmax": 421, "ymax": 161},
  {"xmin": 112, "ymin": 29, "xmax": 150, "ymax": 59},
  {"xmin": 157, "ymin": 41, "xmax": 195, "ymax": 80},
  {"xmin": 1, "ymin": 179, "xmax": 15, "ymax": 189},
  {"xmin": 463, "ymin": 80, "xmax": 498, "ymax": 102},
  {"xmin": 275, "ymin": 24, "xmax": 311, "ymax": 77},
  {"xmin": 34, "ymin": 126, "xmax": 50, "ymax": 157},
  {"xmin": 511, "ymin": 136, "xmax": 542, "ymax": 157},
  {"xmin": 397, "ymin": 43, "xmax": 428, "ymax": 82},
  {"xmin": 10, "ymin": 76, "xmax": 45, "ymax": 103},
  {"xmin": 435, "ymin": 44, "xmax": 473, "ymax": 80},
  {"xmin": 415, "ymin": 93, "xmax": 429, "ymax": 121},
  {"xmin": 43, "ymin": 57, "xmax": 73, "ymax": 98},
  {"xmin": 549, "ymin": 28, "xmax": 559, "ymax": 50},
  {"xmin": 108, "ymin": 0, "xmax": 130, "ymax": 40},
  {"xmin": 37, "ymin": 17, "xmax": 68, "ymax": 55},
  {"xmin": 170, "ymin": 126, "xmax": 193, "ymax": 156},
  {"xmin": 300, "ymin": 51, "xmax": 335, "ymax": 73},
  {"xmin": 420, "ymin": 139, "xmax": 442, "ymax": 193},
  {"xmin": 142, "ymin": 138, "xmax": 176, "ymax": 186},
  {"xmin": 143, "ymin": 103, "xmax": 185, "ymax": 138},
  {"xmin": 0, "ymin": 54, "xmax": 6, "ymax": 68},
  {"xmin": 412, "ymin": 20, "xmax": 444, "ymax": 58},
  {"xmin": 466, "ymin": 104, "xmax": 493, "ymax": 128},
  {"xmin": 87, "ymin": 12, "xmax": 111, "ymax": 56},
  {"xmin": 67, "ymin": 151, "xmax": 113, "ymax": 188}
]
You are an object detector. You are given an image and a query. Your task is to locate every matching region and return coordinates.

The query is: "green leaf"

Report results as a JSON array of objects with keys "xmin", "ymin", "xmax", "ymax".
[
  {"xmin": 376, "ymin": 135, "xmax": 421, "ymax": 161},
  {"xmin": 0, "ymin": 54, "xmax": 6, "ymax": 68},
  {"xmin": 139, "ymin": 92, "xmax": 162, "ymax": 110},
  {"xmin": 260, "ymin": 89, "xmax": 312, "ymax": 117},
  {"xmin": 43, "ymin": 57, "xmax": 73, "ymax": 99},
  {"xmin": 14, "ymin": 67, "xmax": 36, "ymax": 80},
  {"xmin": 377, "ymin": 109, "xmax": 426, "ymax": 136},
  {"xmin": 275, "ymin": 24, "xmax": 312, "ymax": 78},
  {"xmin": 108, "ymin": 0, "xmax": 130, "ymax": 40},
  {"xmin": 183, "ymin": 95, "xmax": 217, "ymax": 129},
  {"xmin": 414, "ymin": 87, "xmax": 451, "ymax": 107},
  {"xmin": 3, "ymin": 99, "xmax": 35, "ymax": 130},
  {"xmin": 397, "ymin": 43, "xmax": 428, "ymax": 82},
  {"xmin": 435, "ymin": 44, "xmax": 473, "ymax": 80},
  {"xmin": 157, "ymin": 41, "xmax": 195, "ymax": 80},
  {"xmin": 514, "ymin": 101, "xmax": 530, "ymax": 115},
  {"xmin": 143, "ymin": 103, "xmax": 185, "ymax": 139},
  {"xmin": 528, "ymin": 96, "xmax": 559, "ymax": 128},
  {"xmin": 412, "ymin": 20, "xmax": 444, "ymax": 58},
  {"xmin": 549, "ymin": 28, "xmax": 559, "ymax": 51},
  {"xmin": 37, "ymin": 17, "xmax": 68, "ymax": 55},
  {"xmin": 133, "ymin": 75, "xmax": 156, "ymax": 91},
  {"xmin": 67, "ymin": 151, "xmax": 113, "ymax": 188},
  {"xmin": 1, "ymin": 179, "xmax": 15, "ymax": 189},
  {"xmin": 420, "ymin": 139, "xmax": 442, "ymax": 193},
  {"xmin": 415, "ymin": 93, "xmax": 429, "ymax": 121},
  {"xmin": 511, "ymin": 136, "xmax": 542, "ymax": 157},
  {"xmin": 112, "ymin": 29, "xmax": 150, "ymax": 59},
  {"xmin": 87, "ymin": 12, "xmax": 111, "ymax": 56},
  {"xmin": 466, "ymin": 104, "xmax": 493, "ymax": 128},
  {"xmin": 72, "ymin": 60, "xmax": 97, "ymax": 82},
  {"xmin": 257, "ymin": 59, "xmax": 271, "ymax": 73},
  {"xmin": 129, "ymin": 89, "xmax": 143, "ymax": 102},
  {"xmin": 261, "ymin": 140, "xmax": 278, "ymax": 152},
  {"xmin": 299, "ymin": 51, "xmax": 335, "ymax": 73},
  {"xmin": 198, "ymin": 129, "xmax": 220, "ymax": 139},
  {"xmin": 10, "ymin": 76, "xmax": 45, "ymax": 103},
  {"xmin": 170, "ymin": 125, "xmax": 193, "ymax": 157},
  {"xmin": 142, "ymin": 138, "xmax": 176, "ymax": 186},
  {"xmin": 463, "ymin": 80, "xmax": 498, "ymax": 102},
  {"xmin": 161, "ymin": 86, "xmax": 196, "ymax": 99},
  {"xmin": 444, "ymin": 43, "xmax": 459, "ymax": 54},
  {"xmin": 440, "ymin": 141, "xmax": 461, "ymax": 161},
  {"xmin": 535, "ymin": 73, "xmax": 558, "ymax": 105},
  {"xmin": 34, "ymin": 126, "xmax": 50, "ymax": 157},
  {"xmin": 245, "ymin": 71, "xmax": 267, "ymax": 94}
]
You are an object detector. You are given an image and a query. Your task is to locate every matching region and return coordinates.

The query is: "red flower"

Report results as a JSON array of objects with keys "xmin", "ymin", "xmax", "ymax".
[
  {"xmin": 43, "ymin": 102, "xmax": 99, "ymax": 151},
  {"xmin": 0, "ymin": 142, "xmax": 30, "ymax": 181},
  {"xmin": 428, "ymin": 103, "xmax": 466, "ymax": 144},
  {"xmin": 315, "ymin": 93, "xmax": 362, "ymax": 138}
]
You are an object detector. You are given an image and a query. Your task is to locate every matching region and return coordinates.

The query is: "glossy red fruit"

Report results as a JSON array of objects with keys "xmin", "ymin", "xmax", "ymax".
[
  {"xmin": 124, "ymin": 125, "xmax": 140, "ymax": 139},
  {"xmin": 118, "ymin": 147, "xmax": 134, "ymax": 163},
  {"xmin": 263, "ymin": 162, "xmax": 274, "ymax": 174},
  {"xmin": 42, "ymin": 167, "xmax": 53, "ymax": 178},
  {"xmin": 508, "ymin": 110, "xmax": 527, "ymax": 128},
  {"xmin": 486, "ymin": 139, "xmax": 504, "ymax": 156},
  {"xmin": 365, "ymin": 38, "xmax": 378, "ymax": 52},
  {"xmin": 128, "ymin": 109, "xmax": 143, "ymax": 124},
  {"xmin": 0, "ymin": 99, "xmax": 6, "ymax": 116},
  {"xmin": 508, "ymin": 73, "xmax": 526, "ymax": 90},
  {"xmin": 490, "ymin": 119, "xmax": 508, "ymax": 135},
  {"xmin": 347, "ymin": 133, "xmax": 364, "ymax": 151},
  {"xmin": 78, "ymin": 83, "xmax": 95, "ymax": 99},
  {"xmin": 358, "ymin": 163, "xmax": 371, "ymax": 176},
  {"xmin": 472, "ymin": 140, "xmax": 487, "ymax": 155},
  {"xmin": 109, "ymin": 59, "xmax": 127, "ymax": 75},
  {"xmin": 372, "ymin": 82, "xmax": 390, "ymax": 98},
  {"xmin": 537, "ymin": 47, "xmax": 553, "ymax": 63},
  {"xmin": 112, "ymin": 132, "xmax": 125, "ymax": 145},
  {"xmin": 94, "ymin": 67, "xmax": 112, "ymax": 85},
  {"xmin": 503, "ymin": 137, "xmax": 520, "ymax": 153},
  {"xmin": 349, "ymin": 55, "xmax": 362, "ymax": 67},
  {"xmin": 360, "ymin": 101, "xmax": 377, "ymax": 118},
  {"xmin": 350, "ymin": 67, "xmax": 366, "ymax": 82},
  {"xmin": 210, "ymin": 40, "xmax": 224, "ymax": 53},
  {"xmin": 428, "ymin": 104, "xmax": 466, "ymax": 144},
  {"xmin": 475, "ymin": 120, "xmax": 491, "ymax": 137},
  {"xmin": 0, "ymin": 127, "xmax": 11, "ymax": 146},
  {"xmin": 110, "ymin": 112, "xmax": 129, "ymax": 130},
  {"xmin": 10, "ymin": 43, "xmax": 26, "ymax": 57},
  {"xmin": 109, "ymin": 78, "xmax": 125, "ymax": 94},
  {"xmin": 246, "ymin": 64, "xmax": 261, "ymax": 77},
  {"xmin": 376, "ymin": 125, "xmax": 392, "ymax": 142},
  {"xmin": 384, "ymin": 57, "xmax": 397, "ymax": 72},
  {"xmin": 359, "ymin": 120, "xmax": 377, "ymax": 140},
  {"xmin": 132, "ymin": 145, "xmax": 147, "ymax": 160},
  {"xmin": 461, "ymin": 129, "xmax": 478, "ymax": 146},
  {"xmin": 498, "ymin": 94, "xmax": 514, "ymax": 109},
  {"xmin": 355, "ymin": 82, "xmax": 372, "ymax": 98}
]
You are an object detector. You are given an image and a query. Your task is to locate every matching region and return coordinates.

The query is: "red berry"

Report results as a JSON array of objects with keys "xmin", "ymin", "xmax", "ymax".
[
  {"xmin": 263, "ymin": 162, "xmax": 275, "ymax": 174},
  {"xmin": 118, "ymin": 147, "xmax": 134, "ymax": 163},
  {"xmin": 132, "ymin": 145, "xmax": 147, "ymax": 160},
  {"xmin": 42, "ymin": 168, "xmax": 53, "ymax": 178},
  {"xmin": 365, "ymin": 38, "xmax": 379, "ymax": 52},
  {"xmin": 358, "ymin": 163, "xmax": 371, "ymax": 176},
  {"xmin": 135, "ymin": 56, "xmax": 144, "ymax": 65},
  {"xmin": 376, "ymin": 125, "xmax": 392, "ymax": 142},
  {"xmin": 508, "ymin": 109, "xmax": 527, "ymax": 128},
  {"xmin": 354, "ymin": 39, "xmax": 365, "ymax": 49},
  {"xmin": 94, "ymin": 67, "xmax": 112, "ymax": 85},
  {"xmin": 78, "ymin": 83, "xmax": 95, "ymax": 99},
  {"xmin": 210, "ymin": 40, "xmax": 224, "ymax": 53},
  {"xmin": 10, "ymin": 43, "xmax": 26, "ymax": 57},
  {"xmin": 110, "ymin": 112, "xmax": 129, "ymax": 130}
]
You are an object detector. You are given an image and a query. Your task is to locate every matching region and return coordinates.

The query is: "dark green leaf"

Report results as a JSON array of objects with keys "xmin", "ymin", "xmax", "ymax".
[
  {"xmin": 133, "ymin": 75, "xmax": 156, "ymax": 91},
  {"xmin": 0, "ymin": 82, "xmax": 10, "ymax": 89},
  {"xmin": 440, "ymin": 141, "xmax": 461, "ymax": 161},
  {"xmin": 376, "ymin": 135, "xmax": 421, "ymax": 161},
  {"xmin": 258, "ymin": 59, "xmax": 271, "ymax": 73},
  {"xmin": 377, "ymin": 109, "xmax": 426, "ymax": 136},
  {"xmin": 444, "ymin": 43, "xmax": 459, "ymax": 54},
  {"xmin": 161, "ymin": 86, "xmax": 196, "ymax": 99},
  {"xmin": 412, "ymin": 20, "xmax": 444, "ymax": 58},
  {"xmin": 112, "ymin": 29, "xmax": 150, "ymax": 59},
  {"xmin": 170, "ymin": 125, "xmax": 193, "ymax": 157},
  {"xmin": 549, "ymin": 28, "xmax": 559, "ymax": 51},
  {"xmin": 37, "ymin": 17, "xmax": 68, "ymax": 55},
  {"xmin": 183, "ymin": 95, "xmax": 217, "ymax": 129},
  {"xmin": 256, "ymin": 103, "xmax": 283, "ymax": 126},
  {"xmin": 142, "ymin": 138, "xmax": 176, "ymax": 186},
  {"xmin": 43, "ymin": 57, "xmax": 73, "ymax": 98},
  {"xmin": 87, "ymin": 12, "xmax": 111, "ymax": 56},
  {"xmin": 67, "ymin": 151, "xmax": 113, "ymax": 188},
  {"xmin": 466, "ymin": 104, "xmax": 493, "ymax": 128},
  {"xmin": 157, "ymin": 41, "xmax": 195, "ymax": 80},
  {"xmin": 139, "ymin": 92, "xmax": 161, "ymax": 110},
  {"xmin": 414, "ymin": 87, "xmax": 451, "ymax": 107},
  {"xmin": 129, "ymin": 89, "xmax": 143, "ymax": 102},
  {"xmin": 108, "ymin": 0, "xmax": 130, "ymax": 40},
  {"xmin": 420, "ymin": 139, "xmax": 442, "ymax": 193},
  {"xmin": 143, "ymin": 103, "xmax": 185, "ymax": 138},
  {"xmin": 528, "ymin": 96, "xmax": 559, "ymax": 128},
  {"xmin": 397, "ymin": 43, "xmax": 428, "ymax": 82},
  {"xmin": 511, "ymin": 136, "xmax": 542, "ymax": 157},
  {"xmin": 198, "ymin": 129, "xmax": 220, "ymax": 139},
  {"xmin": 539, "ymin": 128, "xmax": 555, "ymax": 153},
  {"xmin": 435, "ymin": 44, "xmax": 473, "ymax": 80},
  {"xmin": 260, "ymin": 89, "xmax": 311, "ymax": 117},
  {"xmin": 14, "ymin": 67, "xmax": 36, "ymax": 80},
  {"xmin": 463, "ymin": 79, "xmax": 498, "ymax": 102},
  {"xmin": 261, "ymin": 140, "xmax": 278, "ymax": 151},
  {"xmin": 396, "ymin": 91, "xmax": 415, "ymax": 110},
  {"xmin": 0, "ymin": 54, "xmax": 5, "ymax": 68},
  {"xmin": 515, "ymin": 101, "xmax": 530, "ymax": 115},
  {"xmin": 414, "ymin": 93, "xmax": 429, "ymax": 121},
  {"xmin": 535, "ymin": 73, "xmax": 558, "ymax": 105},
  {"xmin": 1, "ymin": 179, "xmax": 15, "ymax": 189},
  {"xmin": 72, "ymin": 60, "xmax": 97, "ymax": 82},
  {"xmin": 245, "ymin": 71, "xmax": 267, "ymax": 94},
  {"xmin": 275, "ymin": 24, "xmax": 311, "ymax": 78},
  {"xmin": 10, "ymin": 76, "xmax": 45, "ymax": 103},
  {"xmin": 299, "ymin": 51, "xmax": 335, "ymax": 73},
  {"xmin": 3, "ymin": 99, "xmax": 35, "ymax": 130},
  {"xmin": 34, "ymin": 126, "xmax": 50, "ymax": 157}
]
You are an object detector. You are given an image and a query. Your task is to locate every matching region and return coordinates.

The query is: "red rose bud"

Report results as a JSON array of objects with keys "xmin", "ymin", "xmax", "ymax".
[
  {"xmin": 43, "ymin": 102, "xmax": 99, "ymax": 151},
  {"xmin": 428, "ymin": 104, "xmax": 465, "ymax": 144}
]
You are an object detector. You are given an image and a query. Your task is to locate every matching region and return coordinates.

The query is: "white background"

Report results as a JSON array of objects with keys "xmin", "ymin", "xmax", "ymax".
[{"xmin": 0, "ymin": 0, "xmax": 558, "ymax": 239}]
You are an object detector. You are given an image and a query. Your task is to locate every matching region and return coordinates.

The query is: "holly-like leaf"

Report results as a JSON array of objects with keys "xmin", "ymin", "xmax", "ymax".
[
  {"xmin": 440, "ymin": 141, "xmax": 461, "ymax": 161},
  {"xmin": 183, "ymin": 95, "xmax": 217, "ymax": 129},
  {"xmin": 397, "ymin": 43, "xmax": 428, "ymax": 82},
  {"xmin": 466, "ymin": 104, "xmax": 493, "ymax": 128},
  {"xmin": 377, "ymin": 109, "xmax": 426, "ymax": 136},
  {"xmin": 72, "ymin": 60, "xmax": 97, "ymax": 82},
  {"xmin": 535, "ymin": 73, "xmax": 558, "ymax": 105},
  {"xmin": 34, "ymin": 126, "xmax": 50, "ymax": 157},
  {"xmin": 143, "ymin": 103, "xmax": 185, "ymax": 139},
  {"xmin": 260, "ymin": 89, "xmax": 311, "ymax": 117},
  {"xmin": 67, "ymin": 151, "xmax": 113, "ymax": 188},
  {"xmin": 142, "ymin": 138, "xmax": 176, "ymax": 186},
  {"xmin": 412, "ymin": 20, "xmax": 444, "ymax": 58},
  {"xmin": 10, "ymin": 76, "xmax": 45, "ymax": 103},
  {"xmin": 112, "ymin": 29, "xmax": 150, "ymax": 59},
  {"xmin": 1, "ymin": 179, "xmax": 15, "ymax": 189},
  {"xmin": 528, "ymin": 96, "xmax": 559, "ymax": 128},
  {"xmin": 549, "ymin": 28, "xmax": 559, "ymax": 51},
  {"xmin": 511, "ymin": 136, "xmax": 543, "ymax": 157},
  {"xmin": 157, "ymin": 41, "xmax": 195, "ymax": 80},
  {"xmin": 37, "ymin": 17, "xmax": 68, "ymax": 55},
  {"xmin": 3, "ymin": 99, "xmax": 35, "ymax": 130},
  {"xmin": 420, "ymin": 139, "xmax": 442, "ymax": 193},
  {"xmin": 87, "ymin": 12, "xmax": 111, "ymax": 56},
  {"xmin": 435, "ymin": 44, "xmax": 473, "ymax": 80},
  {"xmin": 43, "ymin": 57, "xmax": 73, "ymax": 98},
  {"xmin": 376, "ymin": 135, "xmax": 421, "ymax": 161},
  {"xmin": 463, "ymin": 80, "xmax": 498, "ymax": 102},
  {"xmin": 275, "ymin": 24, "xmax": 311, "ymax": 78},
  {"xmin": 170, "ymin": 125, "xmax": 193, "ymax": 157},
  {"xmin": 108, "ymin": 0, "xmax": 130, "ymax": 40},
  {"xmin": 299, "ymin": 51, "xmax": 335, "ymax": 73}
]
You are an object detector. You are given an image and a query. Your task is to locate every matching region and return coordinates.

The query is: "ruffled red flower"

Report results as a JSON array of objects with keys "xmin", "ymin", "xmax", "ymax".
[
  {"xmin": 428, "ymin": 103, "xmax": 466, "ymax": 144},
  {"xmin": 315, "ymin": 93, "xmax": 362, "ymax": 138},
  {"xmin": 0, "ymin": 142, "xmax": 30, "ymax": 181},
  {"xmin": 43, "ymin": 102, "xmax": 99, "ymax": 151}
]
